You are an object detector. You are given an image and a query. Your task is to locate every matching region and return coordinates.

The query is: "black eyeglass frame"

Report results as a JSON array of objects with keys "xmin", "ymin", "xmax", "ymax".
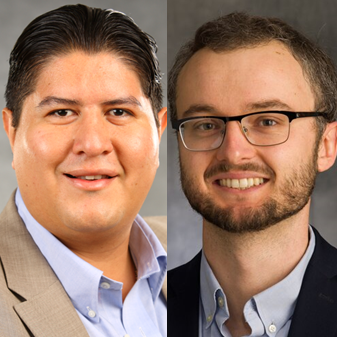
[{"xmin": 171, "ymin": 111, "xmax": 327, "ymax": 150}]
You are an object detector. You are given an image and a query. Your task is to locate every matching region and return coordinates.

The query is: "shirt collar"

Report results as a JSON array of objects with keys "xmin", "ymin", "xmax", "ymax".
[
  {"xmin": 200, "ymin": 226, "xmax": 315, "ymax": 334},
  {"xmin": 251, "ymin": 226, "xmax": 315, "ymax": 334},
  {"xmin": 200, "ymin": 251, "xmax": 229, "ymax": 330},
  {"xmin": 131, "ymin": 215, "xmax": 167, "ymax": 301},
  {"xmin": 15, "ymin": 189, "xmax": 167, "ymax": 321}
]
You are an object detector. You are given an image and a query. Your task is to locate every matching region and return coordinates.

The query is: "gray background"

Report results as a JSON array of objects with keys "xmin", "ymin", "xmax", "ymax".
[
  {"xmin": 168, "ymin": 0, "xmax": 337, "ymax": 269},
  {"xmin": 0, "ymin": 0, "xmax": 167, "ymax": 217}
]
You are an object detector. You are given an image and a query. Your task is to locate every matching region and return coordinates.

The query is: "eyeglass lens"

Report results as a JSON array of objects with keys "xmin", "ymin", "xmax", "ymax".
[{"xmin": 180, "ymin": 113, "xmax": 291, "ymax": 150}]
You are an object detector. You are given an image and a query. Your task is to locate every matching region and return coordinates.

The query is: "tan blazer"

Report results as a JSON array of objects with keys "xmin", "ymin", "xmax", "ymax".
[{"xmin": 0, "ymin": 192, "xmax": 167, "ymax": 337}]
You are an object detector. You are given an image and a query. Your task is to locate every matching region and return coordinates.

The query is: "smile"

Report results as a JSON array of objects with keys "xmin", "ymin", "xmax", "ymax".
[
  {"xmin": 64, "ymin": 172, "xmax": 116, "ymax": 192},
  {"xmin": 218, "ymin": 178, "xmax": 265, "ymax": 190},
  {"xmin": 65, "ymin": 174, "xmax": 113, "ymax": 181}
]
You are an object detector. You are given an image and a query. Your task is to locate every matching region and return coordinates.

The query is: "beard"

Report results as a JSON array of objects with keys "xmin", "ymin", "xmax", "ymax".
[{"xmin": 180, "ymin": 145, "xmax": 319, "ymax": 234}]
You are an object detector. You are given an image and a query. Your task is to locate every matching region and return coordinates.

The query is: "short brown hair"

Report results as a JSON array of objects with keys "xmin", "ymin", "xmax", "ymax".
[{"xmin": 168, "ymin": 12, "xmax": 337, "ymax": 132}]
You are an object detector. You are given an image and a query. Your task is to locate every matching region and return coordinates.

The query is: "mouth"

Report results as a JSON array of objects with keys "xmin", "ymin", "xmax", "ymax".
[
  {"xmin": 63, "ymin": 172, "xmax": 116, "ymax": 191},
  {"xmin": 65, "ymin": 174, "xmax": 113, "ymax": 181},
  {"xmin": 216, "ymin": 177, "xmax": 267, "ymax": 190}
]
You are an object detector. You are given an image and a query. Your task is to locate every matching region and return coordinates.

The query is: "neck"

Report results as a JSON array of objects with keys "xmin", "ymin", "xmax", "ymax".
[
  {"xmin": 58, "ymin": 224, "xmax": 137, "ymax": 301},
  {"xmin": 203, "ymin": 204, "xmax": 310, "ymax": 336}
]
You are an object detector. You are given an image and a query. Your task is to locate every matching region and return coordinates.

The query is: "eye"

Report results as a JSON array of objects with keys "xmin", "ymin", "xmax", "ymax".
[
  {"xmin": 108, "ymin": 109, "xmax": 132, "ymax": 117},
  {"xmin": 197, "ymin": 122, "xmax": 217, "ymax": 130},
  {"xmin": 50, "ymin": 109, "xmax": 74, "ymax": 117},
  {"xmin": 245, "ymin": 113, "xmax": 288, "ymax": 131},
  {"xmin": 252, "ymin": 116, "xmax": 283, "ymax": 127},
  {"xmin": 192, "ymin": 119, "xmax": 223, "ymax": 131},
  {"xmin": 260, "ymin": 119, "xmax": 277, "ymax": 127}
]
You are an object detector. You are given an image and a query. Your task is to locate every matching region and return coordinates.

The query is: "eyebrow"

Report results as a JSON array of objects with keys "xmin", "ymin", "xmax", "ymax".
[
  {"xmin": 182, "ymin": 104, "xmax": 218, "ymax": 118},
  {"xmin": 181, "ymin": 100, "xmax": 293, "ymax": 118},
  {"xmin": 36, "ymin": 96, "xmax": 80, "ymax": 109},
  {"xmin": 36, "ymin": 96, "xmax": 143, "ymax": 109},
  {"xmin": 101, "ymin": 97, "xmax": 143, "ymax": 108},
  {"xmin": 246, "ymin": 100, "xmax": 293, "ymax": 111}
]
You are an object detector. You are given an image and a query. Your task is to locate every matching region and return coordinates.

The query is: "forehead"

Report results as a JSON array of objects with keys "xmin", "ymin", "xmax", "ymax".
[
  {"xmin": 27, "ymin": 51, "xmax": 148, "ymax": 107},
  {"xmin": 176, "ymin": 41, "xmax": 315, "ymax": 116}
]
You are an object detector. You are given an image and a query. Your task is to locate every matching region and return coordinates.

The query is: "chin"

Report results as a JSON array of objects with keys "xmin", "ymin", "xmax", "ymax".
[{"xmin": 62, "ymin": 208, "xmax": 126, "ymax": 233}]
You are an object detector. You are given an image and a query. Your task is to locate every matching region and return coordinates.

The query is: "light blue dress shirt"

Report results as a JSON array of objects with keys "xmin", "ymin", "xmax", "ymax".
[
  {"xmin": 199, "ymin": 226, "xmax": 315, "ymax": 337},
  {"xmin": 15, "ymin": 189, "xmax": 167, "ymax": 337}
]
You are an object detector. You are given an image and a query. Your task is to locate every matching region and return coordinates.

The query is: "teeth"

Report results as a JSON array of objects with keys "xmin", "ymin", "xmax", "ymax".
[
  {"xmin": 254, "ymin": 178, "xmax": 261, "ymax": 186},
  {"xmin": 232, "ymin": 179, "xmax": 240, "ymax": 188},
  {"xmin": 240, "ymin": 179, "xmax": 248, "ymax": 189},
  {"xmin": 218, "ymin": 177, "xmax": 265, "ymax": 190},
  {"xmin": 79, "ymin": 175, "xmax": 105, "ymax": 180}
]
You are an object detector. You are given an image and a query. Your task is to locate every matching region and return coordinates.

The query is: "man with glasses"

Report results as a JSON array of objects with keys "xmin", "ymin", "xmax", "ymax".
[{"xmin": 168, "ymin": 12, "xmax": 337, "ymax": 337}]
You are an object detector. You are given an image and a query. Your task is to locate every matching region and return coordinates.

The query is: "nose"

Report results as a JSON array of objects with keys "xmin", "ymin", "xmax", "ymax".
[
  {"xmin": 215, "ymin": 121, "xmax": 256, "ymax": 164},
  {"xmin": 72, "ymin": 113, "xmax": 114, "ymax": 157}
]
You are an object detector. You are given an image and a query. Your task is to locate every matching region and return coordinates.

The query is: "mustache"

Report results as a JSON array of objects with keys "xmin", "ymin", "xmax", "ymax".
[{"xmin": 204, "ymin": 162, "xmax": 275, "ymax": 180}]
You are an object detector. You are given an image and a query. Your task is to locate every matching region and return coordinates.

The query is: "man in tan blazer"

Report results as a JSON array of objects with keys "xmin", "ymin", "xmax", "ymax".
[{"xmin": 0, "ymin": 4, "xmax": 167, "ymax": 337}]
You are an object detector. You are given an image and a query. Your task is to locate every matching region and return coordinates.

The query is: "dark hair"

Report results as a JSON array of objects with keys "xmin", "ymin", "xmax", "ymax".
[
  {"xmin": 5, "ymin": 4, "xmax": 163, "ymax": 128},
  {"xmin": 168, "ymin": 12, "xmax": 337, "ymax": 133}
]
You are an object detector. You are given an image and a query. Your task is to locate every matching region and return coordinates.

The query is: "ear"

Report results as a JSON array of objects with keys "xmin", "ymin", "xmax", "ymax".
[
  {"xmin": 317, "ymin": 121, "xmax": 337, "ymax": 172},
  {"xmin": 2, "ymin": 108, "xmax": 17, "ymax": 170},
  {"xmin": 157, "ymin": 107, "xmax": 167, "ymax": 141}
]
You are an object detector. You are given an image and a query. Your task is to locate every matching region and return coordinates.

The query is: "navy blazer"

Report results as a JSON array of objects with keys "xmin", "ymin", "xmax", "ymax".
[{"xmin": 168, "ymin": 227, "xmax": 337, "ymax": 337}]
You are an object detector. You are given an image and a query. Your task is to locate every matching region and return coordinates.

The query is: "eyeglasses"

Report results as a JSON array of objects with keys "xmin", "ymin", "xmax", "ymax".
[{"xmin": 172, "ymin": 111, "xmax": 326, "ymax": 151}]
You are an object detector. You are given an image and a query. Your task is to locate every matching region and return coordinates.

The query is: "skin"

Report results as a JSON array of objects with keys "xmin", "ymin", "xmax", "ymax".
[
  {"xmin": 3, "ymin": 51, "xmax": 167, "ymax": 300},
  {"xmin": 176, "ymin": 42, "xmax": 337, "ymax": 336}
]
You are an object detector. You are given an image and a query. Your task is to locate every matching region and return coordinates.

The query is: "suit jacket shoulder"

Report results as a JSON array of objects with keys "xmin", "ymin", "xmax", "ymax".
[
  {"xmin": 0, "ymin": 192, "xmax": 90, "ymax": 337},
  {"xmin": 288, "ymin": 227, "xmax": 337, "ymax": 337},
  {"xmin": 168, "ymin": 252, "xmax": 201, "ymax": 337}
]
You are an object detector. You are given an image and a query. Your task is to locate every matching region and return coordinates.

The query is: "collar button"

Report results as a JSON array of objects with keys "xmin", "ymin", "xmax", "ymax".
[
  {"xmin": 101, "ymin": 282, "xmax": 111, "ymax": 289},
  {"xmin": 268, "ymin": 324, "xmax": 277, "ymax": 333}
]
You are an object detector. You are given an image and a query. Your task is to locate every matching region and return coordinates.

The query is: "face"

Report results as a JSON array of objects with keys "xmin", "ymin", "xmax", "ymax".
[
  {"xmin": 3, "ymin": 51, "xmax": 166, "ymax": 239},
  {"xmin": 176, "ymin": 42, "xmax": 332, "ymax": 233}
]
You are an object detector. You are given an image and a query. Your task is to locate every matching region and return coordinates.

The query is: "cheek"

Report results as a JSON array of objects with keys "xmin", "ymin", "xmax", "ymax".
[
  {"xmin": 14, "ymin": 127, "xmax": 69, "ymax": 176},
  {"xmin": 179, "ymin": 148, "xmax": 208, "ymax": 183},
  {"xmin": 261, "ymin": 140, "xmax": 315, "ymax": 182},
  {"xmin": 118, "ymin": 126, "xmax": 160, "ymax": 173}
]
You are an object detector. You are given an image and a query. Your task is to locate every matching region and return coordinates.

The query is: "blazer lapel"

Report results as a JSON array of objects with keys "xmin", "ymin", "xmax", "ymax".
[
  {"xmin": 168, "ymin": 252, "xmax": 201, "ymax": 337},
  {"xmin": 0, "ymin": 193, "xmax": 89, "ymax": 337},
  {"xmin": 14, "ymin": 282, "xmax": 90, "ymax": 337},
  {"xmin": 288, "ymin": 228, "xmax": 337, "ymax": 337}
]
